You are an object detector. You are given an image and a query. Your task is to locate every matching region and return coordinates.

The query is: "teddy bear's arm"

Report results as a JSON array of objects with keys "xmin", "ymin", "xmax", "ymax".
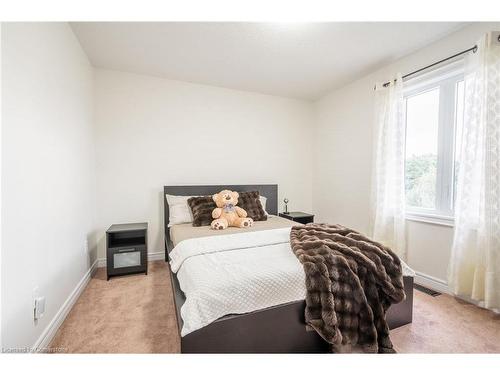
[
  {"xmin": 235, "ymin": 206, "xmax": 248, "ymax": 218},
  {"xmin": 212, "ymin": 207, "xmax": 222, "ymax": 219}
]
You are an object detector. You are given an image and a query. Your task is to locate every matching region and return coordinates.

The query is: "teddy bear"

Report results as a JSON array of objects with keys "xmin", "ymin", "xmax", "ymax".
[{"xmin": 211, "ymin": 190, "xmax": 254, "ymax": 230}]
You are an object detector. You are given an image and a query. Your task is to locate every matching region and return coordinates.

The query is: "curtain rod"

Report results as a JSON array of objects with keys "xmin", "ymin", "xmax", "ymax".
[{"xmin": 376, "ymin": 45, "xmax": 478, "ymax": 89}]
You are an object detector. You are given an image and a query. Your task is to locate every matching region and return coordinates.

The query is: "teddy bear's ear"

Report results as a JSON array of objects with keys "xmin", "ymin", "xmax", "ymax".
[
  {"xmin": 212, "ymin": 193, "xmax": 219, "ymax": 203},
  {"xmin": 231, "ymin": 191, "xmax": 239, "ymax": 200}
]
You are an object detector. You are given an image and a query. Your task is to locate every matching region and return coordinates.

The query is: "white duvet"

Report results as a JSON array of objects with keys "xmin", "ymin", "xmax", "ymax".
[{"xmin": 169, "ymin": 227, "xmax": 415, "ymax": 337}]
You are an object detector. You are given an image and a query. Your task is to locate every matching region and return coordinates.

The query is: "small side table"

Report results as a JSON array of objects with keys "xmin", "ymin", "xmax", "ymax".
[
  {"xmin": 106, "ymin": 222, "xmax": 148, "ymax": 280},
  {"xmin": 279, "ymin": 212, "xmax": 314, "ymax": 225}
]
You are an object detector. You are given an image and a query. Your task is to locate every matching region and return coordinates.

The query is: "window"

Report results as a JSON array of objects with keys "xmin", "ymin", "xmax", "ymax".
[{"xmin": 404, "ymin": 60, "xmax": 465, "ymax": 224}]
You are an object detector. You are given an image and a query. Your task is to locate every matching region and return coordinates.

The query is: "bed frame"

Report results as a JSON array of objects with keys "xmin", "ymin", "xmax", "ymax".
[{"xmin": 164, "ymin": 184, "xmax": 413, "ymax": 353}]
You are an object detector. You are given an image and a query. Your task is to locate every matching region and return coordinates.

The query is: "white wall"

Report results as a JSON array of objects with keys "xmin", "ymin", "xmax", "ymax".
[
  {"xmin": 313, "ymin": 22, "xmax": 500, "ymax": 286},
  {"xmin": 94, "ymin": 69, "xmax": 314, "ymax": 259},
  {"xmin": 1, "ymin": 23, "xmax": 96, "ymax": 349}
]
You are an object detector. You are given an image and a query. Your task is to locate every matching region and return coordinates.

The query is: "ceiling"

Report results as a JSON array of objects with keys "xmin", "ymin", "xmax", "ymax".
[{"xmin": 71, "ymin": 22, "xmax": 467, "ymax": 100}]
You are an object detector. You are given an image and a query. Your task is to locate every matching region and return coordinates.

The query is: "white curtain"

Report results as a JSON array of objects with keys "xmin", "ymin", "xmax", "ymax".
[
  {"xmin": 448, "ymin": 32, "xmax": 500, "ymax": 311},
  {"xmin": 371, "ymin": 74, "xmax": 406, "ymax": 259}
]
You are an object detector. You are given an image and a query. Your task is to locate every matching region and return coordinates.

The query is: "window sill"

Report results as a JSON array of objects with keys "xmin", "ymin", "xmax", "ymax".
[{"xmin": 405, "ymin": 212, "xmax": 454, "ymax": 227}]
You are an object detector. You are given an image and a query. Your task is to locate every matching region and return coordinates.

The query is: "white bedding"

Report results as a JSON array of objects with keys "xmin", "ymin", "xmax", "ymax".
[{"xmin": 169, "ymin": 227, "xmax": 415, "ymax": 337}]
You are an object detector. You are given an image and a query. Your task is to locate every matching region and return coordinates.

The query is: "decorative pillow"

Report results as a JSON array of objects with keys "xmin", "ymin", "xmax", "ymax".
[
  {"xmin": 165, "ymin": 194, "xmax": 197, "ymax": 227},
  {"xmin": 259, "ymin": 195, "xmax": 269, "ymax": 216},
  {"xmin": 187, "ymin": 196, "xmax": 216, "ymax": 227},
  {"xmin": 238, "ymin": 191, "xmax": 267, "ymax": 221}
]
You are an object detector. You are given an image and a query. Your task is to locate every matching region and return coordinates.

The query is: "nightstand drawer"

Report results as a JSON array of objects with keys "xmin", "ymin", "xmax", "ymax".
[
  {"xmin": 279, "ymin": 212, "xmax": 314, "ymax": 224},
  {"xmin": 113, "ymin": 249, "xmax": 142, "ymax": 268},
  {"xmin": 107, "ymin": 245, "xmax": 147, "ymax": 277},
  {"xmin": 293, "ymin": 216, "xmax": 314, "ymax": 225}
]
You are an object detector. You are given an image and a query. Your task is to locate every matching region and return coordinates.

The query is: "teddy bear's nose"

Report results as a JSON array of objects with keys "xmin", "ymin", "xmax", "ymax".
[{"xmin": 225, "ymin": 196, "xmax": 231, "ymax": 200}]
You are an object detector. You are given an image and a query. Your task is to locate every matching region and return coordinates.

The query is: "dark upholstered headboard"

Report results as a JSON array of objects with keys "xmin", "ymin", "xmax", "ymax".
[{"xmin": 163, "ymin": 184, "xmax": 278, "ymax": 260}]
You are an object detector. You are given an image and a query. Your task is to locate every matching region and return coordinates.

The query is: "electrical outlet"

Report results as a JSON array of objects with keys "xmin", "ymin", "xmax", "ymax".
[
  {"xmin": 34, "ymin": 296, "xmax": 46, "ymax": 320},
  {"xmin": 32, "ymin": 286, "xmax": 39, "ymax": 304},
  {"xmin": 33, "ymin": 286, "xmax": 40, "ymax": 321},
  {"xmin": 84, "ymin": 239, "xmax": 89, "ymax": 254}
]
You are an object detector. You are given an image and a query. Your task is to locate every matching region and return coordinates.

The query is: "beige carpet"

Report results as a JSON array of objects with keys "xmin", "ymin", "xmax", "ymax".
[
  {"xmin": 50, "ymin": 260, "xmax": 500, "ymax": 353},
  {"xmin": 50, "ymin": 261, "xmax": 180, "ymax": 353},
  {"xmin": 391, "ymin": 286, "xmax": 500, "ymax": 353}
]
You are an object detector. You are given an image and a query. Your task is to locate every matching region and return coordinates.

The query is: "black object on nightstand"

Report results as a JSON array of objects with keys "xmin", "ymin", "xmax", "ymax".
[
  {"xmin": 106, "ymin": 223, "xmax": 148, "ymax": 280},
  {"xmin": 279, "ymin": 212, "xmax": 314, "ymax": 225}
]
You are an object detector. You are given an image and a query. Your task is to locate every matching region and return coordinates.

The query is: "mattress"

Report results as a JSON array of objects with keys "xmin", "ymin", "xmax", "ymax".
[
  {"xmin": 169, "ymin": 214, "xmax": 295, "ymax": 246},
  {"xmin": 169, "ymin": 225, "xmax": 415, "ymax": 337}
]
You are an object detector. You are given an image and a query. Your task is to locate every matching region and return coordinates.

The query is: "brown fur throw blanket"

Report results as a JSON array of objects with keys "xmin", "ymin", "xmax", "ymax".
[{"xmin": 290, "ymin": 224, "xmax": 405, "ymax": 353}]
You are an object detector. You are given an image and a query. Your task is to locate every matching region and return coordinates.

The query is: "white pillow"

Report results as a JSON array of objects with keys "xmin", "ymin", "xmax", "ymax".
[
  {"xmin": 259, "ymin": 196, "xmax": 270, "ymax": 216},
  {"xmin": 166, "ymin": 194, "xmax": 197, "ymax": 227}
]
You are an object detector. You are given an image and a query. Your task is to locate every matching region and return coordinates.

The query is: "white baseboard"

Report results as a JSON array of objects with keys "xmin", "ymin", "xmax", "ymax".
[
  {"xmin": 97, "ymin": 251, "xmax": 165, "ymax": 268},
  {"xmin": 32, "ymin": 259, "xmax": 98, "ymax": 351},
  {"xmin": 414, "ymin": 271, "xmax": 450, "ymax": 295}
]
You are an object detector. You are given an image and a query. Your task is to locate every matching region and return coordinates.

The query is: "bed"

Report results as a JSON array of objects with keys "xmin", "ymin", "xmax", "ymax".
[{"xmin": 164, "ymin": 184, "xmax": 414, "ymax": 353}]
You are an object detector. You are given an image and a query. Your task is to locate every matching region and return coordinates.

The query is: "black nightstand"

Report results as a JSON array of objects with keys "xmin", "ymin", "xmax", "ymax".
[
  {"xmin": 106, "ymin": 223, "xmax": 148, "ymax": 280},
  {"xmin": 279, "ymin": 212, "xmax": 314, "ymax": 224}
]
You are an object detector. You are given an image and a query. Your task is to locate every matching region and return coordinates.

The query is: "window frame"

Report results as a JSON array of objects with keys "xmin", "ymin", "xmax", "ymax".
[{"xmin": 403, "ymin": 59, "xmax": 464, "ymax": 226}]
